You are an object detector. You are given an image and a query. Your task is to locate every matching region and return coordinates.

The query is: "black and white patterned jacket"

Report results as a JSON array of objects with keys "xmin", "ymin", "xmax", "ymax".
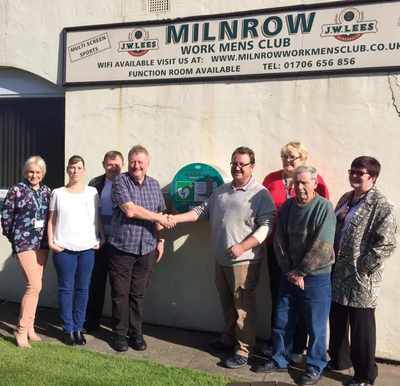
[{"xmin": 331, "ymin": 186, "xmax": 397, "ymax": 308}]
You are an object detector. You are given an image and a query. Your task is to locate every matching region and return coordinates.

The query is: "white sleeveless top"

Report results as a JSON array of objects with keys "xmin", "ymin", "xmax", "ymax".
[{"xmin": 49, "ymin": 186, "xmax": 101, "ymax": 251}]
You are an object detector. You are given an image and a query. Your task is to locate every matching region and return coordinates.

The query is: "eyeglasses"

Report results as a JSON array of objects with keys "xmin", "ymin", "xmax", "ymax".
[
  {"xmin": 348, "ymin": 169, "xmax": 368, "ymax": 177},
  {"xmin": 230, "ymin": 162, "xmax": 252, "ymax": 169},
  {"xmin": 281, "ymin": 155, "xmax": 301, "ymax": 162}
]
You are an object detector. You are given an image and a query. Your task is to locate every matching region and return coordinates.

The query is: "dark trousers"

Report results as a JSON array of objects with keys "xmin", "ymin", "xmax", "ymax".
[
  {"xmin": 329, "ymin": 301, "xmax": 378, "ymax": 383},
  {"xmin": 108, "ymin": 245, "xmax": 157, "ymax": 336},
  {"xmin": 84, "ymin": 243, "xmax": 110, "ymax": 330},
  {"xmin": 267, "ymin": 244, "xmax": 308, "ymax": 354}
]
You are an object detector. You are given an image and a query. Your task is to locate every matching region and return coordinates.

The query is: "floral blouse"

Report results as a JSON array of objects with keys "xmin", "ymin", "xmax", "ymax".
[{"xmin": 1, "ymin": 181, "xmax": 51, "ymax": 253}]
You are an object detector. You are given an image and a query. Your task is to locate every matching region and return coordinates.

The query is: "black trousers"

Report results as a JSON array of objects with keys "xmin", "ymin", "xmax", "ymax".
[
  {"xmin": 108, "ymin": 245, "xmax": 157, "ymax": 336},
  {"xmin": 84, "ymin": 243, "xmax": 110, "ymax": 330},
  {"xmin": 267, "ymin": 243, "xmax": 308, "ymax": 354},
  {"xmin": 329, "ymin": 301, "xmax": 378, "ymax": 383}
]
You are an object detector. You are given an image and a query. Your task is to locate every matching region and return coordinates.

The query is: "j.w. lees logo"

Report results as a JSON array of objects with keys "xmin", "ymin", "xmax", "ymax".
[
  {"xmin": 321, "ymin": 8, "xmax": 378, "ymax": 42},
  {"xmin": 118, "ymin": 28, "xmax": 159, "ymax": 56}
]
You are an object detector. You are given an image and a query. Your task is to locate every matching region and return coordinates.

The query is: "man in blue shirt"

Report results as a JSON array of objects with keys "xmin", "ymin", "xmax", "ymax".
[{"xmin": 108, "ymin": 145, "xmax": 172, "ymax": 352}]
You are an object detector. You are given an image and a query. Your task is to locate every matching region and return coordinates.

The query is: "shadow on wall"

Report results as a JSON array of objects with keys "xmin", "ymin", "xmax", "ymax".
[
  {"xmin": 0, "ymin": 251, "xmax": 60, "ymax": 338},
  {"xmin": 0, "ymin": 249, "xmax": 60, "ymax": 327},
  {"xmin": 145, "ymin": 219, "xmax": 223, "ymax": 331}
]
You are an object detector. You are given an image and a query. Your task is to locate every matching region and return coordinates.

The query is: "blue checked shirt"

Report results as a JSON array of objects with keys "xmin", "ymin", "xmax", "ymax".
[{"xmin": 109, "ymin": 172, "xmax": 166, "ymax": 255}]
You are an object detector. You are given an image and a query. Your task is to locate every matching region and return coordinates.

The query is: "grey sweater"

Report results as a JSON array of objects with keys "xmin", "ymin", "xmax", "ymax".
[{"xmin": 193, "ymin": 180, "xmax": 276, "ymax": 266}]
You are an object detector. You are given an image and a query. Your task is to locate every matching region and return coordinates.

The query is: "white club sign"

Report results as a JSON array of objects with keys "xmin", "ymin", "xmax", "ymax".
[{"xmin": 63, "ymin": 0, "xmax": 400, "ymax": 85}]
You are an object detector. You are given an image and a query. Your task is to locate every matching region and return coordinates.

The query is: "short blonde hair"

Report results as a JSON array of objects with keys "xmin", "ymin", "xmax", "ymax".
[
  {"xmin": 23, "ymin": 156, "xmax": 47, "ymax": 178},
  {"xmin": 280, "ymin": 140, "xmax": 308, "ymax": 161}
]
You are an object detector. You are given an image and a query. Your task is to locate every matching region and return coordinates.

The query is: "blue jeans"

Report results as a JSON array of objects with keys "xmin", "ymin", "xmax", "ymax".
[
  {"xmin": 272, "ymin": 273, "xmax": 331, "ymax": 375},
  {"xmin": 53, "ymin": 249, "xmax": 95, "ymax": 332}
]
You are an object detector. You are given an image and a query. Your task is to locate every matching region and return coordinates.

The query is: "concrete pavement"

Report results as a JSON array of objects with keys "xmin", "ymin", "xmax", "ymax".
[{"xmin": 0, "ymin": 301, "xmax": 398, "ymax": 386}]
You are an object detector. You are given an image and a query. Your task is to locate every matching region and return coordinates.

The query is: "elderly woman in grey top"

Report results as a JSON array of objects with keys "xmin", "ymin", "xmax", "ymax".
[{"xmin": 329, "ymin": 156, "xmax": 397, "ymax": 386}]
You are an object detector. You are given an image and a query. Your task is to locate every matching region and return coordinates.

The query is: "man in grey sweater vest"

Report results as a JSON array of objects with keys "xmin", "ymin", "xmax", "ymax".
[
  {"xmin": 169, "ymin": 147, "xmax": 276, "ymax": 369},
  {"xmin": 253, "ymin": 165, "xmax": 336, "ymax": 386}
]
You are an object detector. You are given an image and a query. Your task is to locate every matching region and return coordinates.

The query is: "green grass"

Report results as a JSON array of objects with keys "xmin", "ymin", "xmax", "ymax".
[{"xmin": 0, "ymin": 337, "xmax": 239, "ymax": 386}]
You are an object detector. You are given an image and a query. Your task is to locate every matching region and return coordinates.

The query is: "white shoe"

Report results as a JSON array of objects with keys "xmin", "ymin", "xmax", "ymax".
[
  {"xmin": 261, "ymin": 343, "xmax": 273, "ymax": 356},
  {"xmin": 291, "ymin": 353, "xmax": 303, "ymax": 364}
]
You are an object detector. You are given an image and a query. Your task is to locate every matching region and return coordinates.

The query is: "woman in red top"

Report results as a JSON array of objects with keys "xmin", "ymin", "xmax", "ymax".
[{"xmin": 262, "ymin": 140, "xmax": 329, "ymax": 363}]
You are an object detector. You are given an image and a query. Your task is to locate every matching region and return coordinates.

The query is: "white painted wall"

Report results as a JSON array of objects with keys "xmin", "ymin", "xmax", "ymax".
[{"xmin": 0, "ymin": 0, "xmax": 399, "ymax": 360}]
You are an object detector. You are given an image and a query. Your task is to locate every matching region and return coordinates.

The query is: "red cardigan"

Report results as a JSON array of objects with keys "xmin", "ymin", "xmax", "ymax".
[{"xmin": 262, "ymin": 169, "xmax": 330, "ymax": 245}]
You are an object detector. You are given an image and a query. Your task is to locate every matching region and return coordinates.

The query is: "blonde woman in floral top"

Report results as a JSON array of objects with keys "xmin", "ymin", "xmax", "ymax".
[{"xmin": 1, "ymin": 156, "xmax": 51, "ymax": 348}]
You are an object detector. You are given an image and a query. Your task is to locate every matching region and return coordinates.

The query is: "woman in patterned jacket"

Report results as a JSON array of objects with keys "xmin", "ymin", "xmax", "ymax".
[
  {"xmin": 329, "ymin": 156, "xmax": 397, "ymax": 386},
  {"xmin": 1, "ymin": 156, "xmax": 51, "ymax": 348}
]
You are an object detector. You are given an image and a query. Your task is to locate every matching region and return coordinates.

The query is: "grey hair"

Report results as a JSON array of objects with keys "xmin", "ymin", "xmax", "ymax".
[
  {"xmin": 128, "ymin": 144, "xmax": 150, "ymax": 161},
  {"xmin": 293, "ymin": 165, "xmax": 317, "ymax": 181}
]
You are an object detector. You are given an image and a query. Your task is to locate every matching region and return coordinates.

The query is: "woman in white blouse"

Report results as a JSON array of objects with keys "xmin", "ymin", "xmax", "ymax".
[{"xmin": 48, "ymin": 155, "xmax": 105, "ymax": 346}]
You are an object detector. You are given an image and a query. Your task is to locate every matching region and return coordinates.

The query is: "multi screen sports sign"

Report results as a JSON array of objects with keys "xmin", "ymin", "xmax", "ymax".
[{"xmin": 63, "ymin": 0, "xmax": 400, "ymax": 86}]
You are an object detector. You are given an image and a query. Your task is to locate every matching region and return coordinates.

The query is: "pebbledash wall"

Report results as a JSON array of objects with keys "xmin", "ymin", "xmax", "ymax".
[{"xmin": 1, "ymin": 0, "xmax": 400, "ymax": 360}]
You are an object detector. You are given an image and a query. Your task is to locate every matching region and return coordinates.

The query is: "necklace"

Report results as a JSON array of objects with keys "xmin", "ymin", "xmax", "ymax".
[
  {"xmin": 282, "ymin": 172, "xmax": 291, "ymax": 199},
  {"xmin": 338, "ymin": 190, "xmax": 369, "ymax": 220}
]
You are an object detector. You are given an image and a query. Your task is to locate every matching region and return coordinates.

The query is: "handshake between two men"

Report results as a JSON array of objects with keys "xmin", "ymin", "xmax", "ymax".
[
  {"xmin": 156, "ymin": 211, "xmax": 251, "ymax": 261},
  {"xmin": 157, "ymin": 213, "xmax": 177, "ymax": 229}
]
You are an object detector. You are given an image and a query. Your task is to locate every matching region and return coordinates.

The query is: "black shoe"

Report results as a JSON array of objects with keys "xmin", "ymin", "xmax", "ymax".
[
  {"xmin": 113, "ymin": 334, "xmax": 129, "ymax": 352},
  {"xmin": 346, "ymin": 380, "xmax": 369, "ymax": 386},
  {"xmin": 130, "ymin": 333, "xmax": 147, "ymax": 351},
  {"xmin": 63, "ymin": 332, "xmax": 76, "ymax": 346},
  {"xmin": 225, "ymin": 354, "xmax": 248, "ymax": 369},
  {"xmin": 74, "ymin": 331, "xmax": 87, "ymax": 345},
  {"xmin": 300, "ymin": 370, "xmax": 323, "ymax": 385},
  {"xmin": 252, "ymin": 360, "xmax": 288, "ymax": 374},
  {"xmin": 207, "ymin": 340, "xmax": 235, "ymax": 353}
]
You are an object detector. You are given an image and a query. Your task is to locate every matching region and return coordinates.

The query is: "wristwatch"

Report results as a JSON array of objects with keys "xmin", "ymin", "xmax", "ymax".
[{"xmin": 158, "ymin": 238, "xmax": 165, "ymax": 243}]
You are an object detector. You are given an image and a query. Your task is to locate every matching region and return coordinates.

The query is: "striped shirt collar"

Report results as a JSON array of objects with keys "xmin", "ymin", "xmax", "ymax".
[{"xmin": 231, "ymin": 176, "xmax": 255, "ymax": 191}]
